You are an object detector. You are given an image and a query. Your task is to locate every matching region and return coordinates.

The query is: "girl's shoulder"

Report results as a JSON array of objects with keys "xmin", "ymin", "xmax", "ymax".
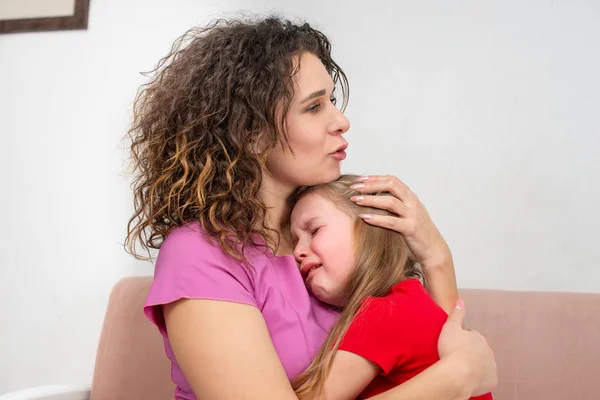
[{"xmin": 358, "ymin": 279, "xmax": 440, "ymax": 319}]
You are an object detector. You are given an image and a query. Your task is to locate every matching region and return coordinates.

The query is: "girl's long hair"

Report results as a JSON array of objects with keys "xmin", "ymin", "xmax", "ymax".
[
  {"xmin": 291, "ymin": 175, "xmax": 425, "ymax": 398},
  {"xmin": 125, "ymin": 16, "xmax": 349, "ymax": 262}
]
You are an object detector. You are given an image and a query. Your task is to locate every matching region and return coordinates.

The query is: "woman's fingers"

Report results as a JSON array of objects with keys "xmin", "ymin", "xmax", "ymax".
[
  {"xmin": 350, "ymin": 194, "xmax": 411, "ymax": 217},
  {"xmin": 351, "ymin": 174, "xmax": 451, "ymax": 268},
  {"xmin": 357, "ymin": 213, "xmax": 416, "ymax": 235},
  {"xmin": 351, "ymin": 175, "xmax": 413, "ymax": 204}
]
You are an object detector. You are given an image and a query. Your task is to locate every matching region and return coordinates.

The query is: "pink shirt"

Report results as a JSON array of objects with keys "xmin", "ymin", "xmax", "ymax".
[{"xmin": 144, "ymin": 223, "xmax": 339, "ymax": 400}]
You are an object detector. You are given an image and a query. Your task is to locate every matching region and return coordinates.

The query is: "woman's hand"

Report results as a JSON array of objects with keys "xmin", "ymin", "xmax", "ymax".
[
  {"xmin": 349, "ymin": 175, "xmax": 450, "ymax": 269},
  {"xmin": 438, "ymin": 300, "xmax": 498, "ymax": 397}
]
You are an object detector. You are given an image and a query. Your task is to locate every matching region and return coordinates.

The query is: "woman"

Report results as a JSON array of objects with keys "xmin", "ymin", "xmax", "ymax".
[{"xmin": 126, "ymin": 17, "xmax": 496, "ymax": 400}]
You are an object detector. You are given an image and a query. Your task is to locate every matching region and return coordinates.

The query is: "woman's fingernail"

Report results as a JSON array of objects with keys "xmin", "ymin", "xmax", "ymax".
[
  {"xmin": 455, "ymin": 299, "xmax": 465, "ymax": 309},
  {"xmin": 350, "ymin": 183, "xmax": 365, "ymax": 190},
  {"xmin": 356, "ymin": 176, "xmax": 370, "ymax": 182},
  {"xmin": 350, "ymin": 196, "xmax": 364, "ymax": 202},
  {"xmin": 359, "ymin": 214, "xmax": 372, "ymax": 220}
]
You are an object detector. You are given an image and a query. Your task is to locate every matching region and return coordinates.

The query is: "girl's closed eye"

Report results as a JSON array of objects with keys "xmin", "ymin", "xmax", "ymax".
[{"xmin": 311, "ymin": 226, "xmax": 321, "ymax": 236}]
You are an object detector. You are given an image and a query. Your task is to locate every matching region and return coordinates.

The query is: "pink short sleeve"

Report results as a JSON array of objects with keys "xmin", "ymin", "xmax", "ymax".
[{"xmin": 143, "ymin": 224, "xmax": 257, "ymax": 336}]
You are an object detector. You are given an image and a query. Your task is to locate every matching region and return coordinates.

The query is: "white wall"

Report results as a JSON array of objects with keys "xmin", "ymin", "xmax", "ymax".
[{"xmin": 0, "ymin": 0, "xmax": 598, "ymax": 394}]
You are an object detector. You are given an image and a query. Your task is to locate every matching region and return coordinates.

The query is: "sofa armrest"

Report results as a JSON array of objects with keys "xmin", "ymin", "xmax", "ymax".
[{"xmin": 0, "ymin": 385, "xmax": 91, "ymax": 400}]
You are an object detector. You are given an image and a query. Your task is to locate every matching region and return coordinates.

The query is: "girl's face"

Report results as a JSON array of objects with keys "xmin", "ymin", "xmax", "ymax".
[
  {"xmin": 290, "ymin": 192, "xmax": 356, "ymax": 306},
  {"xmin": 265, "ymin": 52, "xmax": 350, "ymax": 191}
]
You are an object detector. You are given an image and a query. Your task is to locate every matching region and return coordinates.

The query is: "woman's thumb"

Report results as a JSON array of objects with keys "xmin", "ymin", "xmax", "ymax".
[{"xmin": 447, "ymin": 299, "xmax": 466, "ymax": 328}]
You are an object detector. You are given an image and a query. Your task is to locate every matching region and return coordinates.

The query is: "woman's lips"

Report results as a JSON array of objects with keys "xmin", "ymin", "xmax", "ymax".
[{"xmin": 330, "ymin": 150, "xmax": 347, "ymax": 160}]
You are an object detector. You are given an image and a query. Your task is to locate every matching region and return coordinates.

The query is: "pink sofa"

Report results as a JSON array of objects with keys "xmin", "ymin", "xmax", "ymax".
[{"xmin": 3, "ymin": 276, "xmax": 599, "ymax": 400}]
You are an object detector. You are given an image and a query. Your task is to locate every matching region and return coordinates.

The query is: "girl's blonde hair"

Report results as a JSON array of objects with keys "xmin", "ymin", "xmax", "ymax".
[{"xmin": 290, "ymin": 174, "xmax": 425, "ymax": 398}]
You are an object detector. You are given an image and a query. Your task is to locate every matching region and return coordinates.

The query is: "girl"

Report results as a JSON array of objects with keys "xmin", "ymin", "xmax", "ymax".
[
  {"xmin": 290, "ymin": 175, "xmax": 494, "ymax": 400},
  {"xmin": 126, "ymin": 16, "xmax": 497, "ymax": 400}
]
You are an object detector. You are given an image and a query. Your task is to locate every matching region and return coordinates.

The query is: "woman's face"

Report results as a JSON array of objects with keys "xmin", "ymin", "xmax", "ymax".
[
  {"xmin": 265, "ymin": 52, "xmax": 350, "ymax": 191},
  {"xmin": 290, "ymin": 192, "xmax": 356, "ymax": 306}
]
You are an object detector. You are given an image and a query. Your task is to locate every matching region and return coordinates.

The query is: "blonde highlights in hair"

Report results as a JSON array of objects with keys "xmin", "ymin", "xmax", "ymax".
[{"xmin": 291, "ymin": 175, "xmax": 425, "ymax": 398}]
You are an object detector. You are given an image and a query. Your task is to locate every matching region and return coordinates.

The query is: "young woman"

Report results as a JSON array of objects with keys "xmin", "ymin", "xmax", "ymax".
[
  {"xmin": 289, "ymin": 175, "xmax": 493, "ymax": 400},
  {"xmin": 126, "ymin": 16, "xmax": 496, "ymax": 400}
]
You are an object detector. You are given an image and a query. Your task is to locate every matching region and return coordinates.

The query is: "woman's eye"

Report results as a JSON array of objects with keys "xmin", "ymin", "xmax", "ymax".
[
  {"xmin": 311, "ymin": 227, "xmax": 321, "ymax": 236},
  {"xmin": 307, "ymin": 103, "xmax": 321, "ymax": 113}
]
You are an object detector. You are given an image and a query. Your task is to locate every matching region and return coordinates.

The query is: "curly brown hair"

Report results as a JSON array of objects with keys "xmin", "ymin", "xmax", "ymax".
[{"xmin": 125, "ymin": 16, "xmax": 349, "ymax": 262}]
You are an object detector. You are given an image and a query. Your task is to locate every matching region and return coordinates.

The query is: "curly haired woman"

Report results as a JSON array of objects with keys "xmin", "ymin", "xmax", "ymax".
[{"xmin": 126, "ymin": 16, "xmax": 497, "ymax": 400}]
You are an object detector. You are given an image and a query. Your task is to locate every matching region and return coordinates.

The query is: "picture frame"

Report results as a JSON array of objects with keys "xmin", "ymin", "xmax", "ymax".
[{"xmin": 0, "ymin": 0, "xmax": 90, "ymax": 34}]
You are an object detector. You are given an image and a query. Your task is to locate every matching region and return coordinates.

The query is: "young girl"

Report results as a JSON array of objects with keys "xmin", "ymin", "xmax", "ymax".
[{"xmin": 290, "ymin": 175, "xmax": 494, "ymax": 400}]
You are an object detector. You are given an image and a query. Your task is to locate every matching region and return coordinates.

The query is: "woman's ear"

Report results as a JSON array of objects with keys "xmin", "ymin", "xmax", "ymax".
[{"xmin": 249, "ymin": 133, "xmax": 267, "ymax": 155}]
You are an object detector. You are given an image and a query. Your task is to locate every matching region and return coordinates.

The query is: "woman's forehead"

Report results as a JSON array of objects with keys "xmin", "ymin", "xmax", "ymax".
[{"xmin": 293, "ymin": 53, "xmax": 334, "ymax": 97}]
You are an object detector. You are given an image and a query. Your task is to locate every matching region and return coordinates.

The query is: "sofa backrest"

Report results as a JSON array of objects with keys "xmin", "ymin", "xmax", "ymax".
[
  {"xmin": 91, "ymin": 276, "xmax": 600, "ymax": 400},
  {"xmin": 91, "ymin": 276, "xmax": 174, "ymax": 400},
  {"xmin": 461, "ymin": 288, "xmax": 600, "ymax": 400}
]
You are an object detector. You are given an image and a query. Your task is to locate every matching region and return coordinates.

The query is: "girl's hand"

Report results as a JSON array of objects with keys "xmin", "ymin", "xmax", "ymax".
[
  {"xmin": 438, "ymin": 300, "xmax": 498, "ymax": 396},
  {"xmin": 349, "ymin": 175, "xmax": 450, "ymax": 268}
]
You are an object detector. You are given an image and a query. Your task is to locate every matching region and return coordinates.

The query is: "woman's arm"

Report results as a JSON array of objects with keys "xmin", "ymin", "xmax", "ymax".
[
  {"xmin": 420, "ymin": 244, "xmax": 458, "ymax": 314},
  {"xmin": 297, "ymin": 353, "xmax": 472, "ymax": 400},
  {"xmin": 164, "ymin": 299, "xmax": 299, "ymax": 400},
  {"xmin": 368, "ymin": 355, "xmax": 471, "ymax": 400},
  {"xmin": 295, "ymin": 352, "xmax": 467, "ymax": 400},
  {"xmin": 298, "ymin": 356, "xmax": 470, "ymax": 400},
  {"xmin": 164, "ymin": 298, "xmax": 495, "ymax": 400}
]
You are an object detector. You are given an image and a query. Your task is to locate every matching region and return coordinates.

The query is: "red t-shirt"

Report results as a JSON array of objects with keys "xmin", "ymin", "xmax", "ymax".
[{"xmin": 338, "ymin": 278, "xmax": 493, "ymax": 400}]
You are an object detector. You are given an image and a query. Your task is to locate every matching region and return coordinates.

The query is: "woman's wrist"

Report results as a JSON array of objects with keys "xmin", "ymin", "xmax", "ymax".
[
  {"xmin": 438, "ymin": 353, "xmax": 475, "ymax": 400},
  {"xmin": 420, "ymin": 240, "xmax": 452, "ymax": 271},
  {"xmin": 420, "ymin": 243, "xmax": 458, "ymax": 314}
]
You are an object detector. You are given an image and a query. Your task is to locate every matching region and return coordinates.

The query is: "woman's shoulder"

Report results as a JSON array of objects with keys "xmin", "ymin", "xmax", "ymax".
[
  {"xmin": 160, "ymin": 222, "xmax": 254, "ymax": 266},
  {"xmin": 160, "ymin": 222, "xmax": 223, "ymax": 255},
  {"xmin": 146, "ymin": 222, "xmax": 270, "ymax": 327},
  {"xmin": 155, "ymin": 221, "xmax": 280, "ymax": 281}
]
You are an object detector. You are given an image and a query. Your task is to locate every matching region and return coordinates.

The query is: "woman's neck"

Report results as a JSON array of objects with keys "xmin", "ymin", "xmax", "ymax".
[{"xmin": 258, "ymin": 172, "xmax": 296, "ymax": 255}]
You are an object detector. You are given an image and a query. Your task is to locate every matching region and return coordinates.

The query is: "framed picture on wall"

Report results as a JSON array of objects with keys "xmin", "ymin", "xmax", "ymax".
[{"xmin": 0, "ymin": 0, "xmax": 90, "ymax": 34}]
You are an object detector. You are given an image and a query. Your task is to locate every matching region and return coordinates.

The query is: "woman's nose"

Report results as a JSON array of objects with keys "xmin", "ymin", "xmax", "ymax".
[{"xmin": 329, "ymin": 108, "xmax": 350, "ymax": 135}]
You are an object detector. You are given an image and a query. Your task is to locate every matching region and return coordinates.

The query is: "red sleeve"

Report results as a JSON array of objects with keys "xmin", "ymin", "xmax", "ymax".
[{"xmin": 338, "ymin": 297, "xmax": 412, "ymax": 374}]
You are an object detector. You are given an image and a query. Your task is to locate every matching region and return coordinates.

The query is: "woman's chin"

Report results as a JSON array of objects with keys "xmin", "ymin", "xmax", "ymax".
[{"xmin": 307, "ymin": 168, "xmax": 341, "ymax": 186}]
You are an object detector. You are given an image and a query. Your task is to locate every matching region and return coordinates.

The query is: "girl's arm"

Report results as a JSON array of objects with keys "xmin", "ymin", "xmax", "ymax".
[
  {"xmin": 298, "ymin": 351, "xmax": 379, "ymax": 400},
  {"xmin": 368, "ymin": 354, "xmax": 474, "ymax": 400},
  {"xmin": 371, "ymin": 302, "xmax": 497, "ymax": 399},
  {"xmin": 300, "ymin": 303, "xmax": 496, "ymax": 400},
  {"xmin": 299, "ymin": 350, "xmax": 480, "ymax": 400}
]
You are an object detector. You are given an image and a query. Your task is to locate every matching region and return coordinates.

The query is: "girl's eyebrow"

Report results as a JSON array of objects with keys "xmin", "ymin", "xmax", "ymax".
[
  {"xmin": 302, "ymin": 216, "xmax": 320, "ymax": 229},
  {"xmin": 290, "ymin": 215, "xmax": 320, "ymax": 241}
]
